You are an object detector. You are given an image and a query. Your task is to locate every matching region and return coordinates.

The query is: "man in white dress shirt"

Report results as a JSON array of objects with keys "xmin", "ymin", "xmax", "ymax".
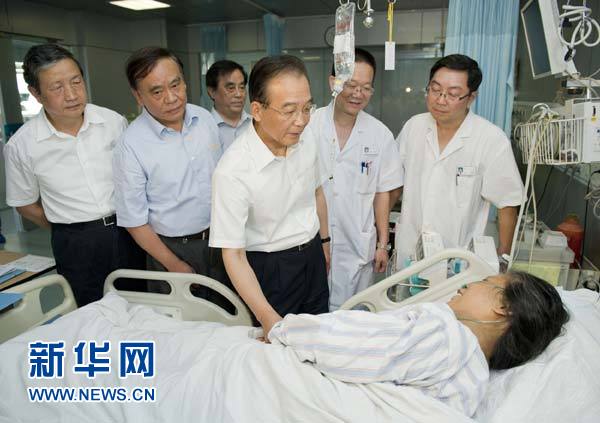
[
  {"xmin": 4, "ymin": 44, "xmax": 144, "ymax": 306},
  {"xmin": 206, "ymin": 60, "xmax": 251, "ymax": 150},
  {"xmin": 210, "ymin": 55, "xmax": 330, "ymax": 335}
]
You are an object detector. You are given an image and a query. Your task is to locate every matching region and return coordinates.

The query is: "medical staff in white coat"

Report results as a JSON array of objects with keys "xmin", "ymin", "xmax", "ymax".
[
  {"xmin": 391, "ymin": 54, "xmax": 523, "ymax": 265},
  {"xmin": 305, "ymin": 48, "xmax": 402, "ymax": 310}
]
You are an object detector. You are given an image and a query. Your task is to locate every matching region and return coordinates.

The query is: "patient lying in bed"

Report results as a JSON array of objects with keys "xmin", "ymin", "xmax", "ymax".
[
  {"xmin": 267, "ymin": 271, "xmax": 569, "ymax": 417},
  {"xmin": 0, "ymin": 271, "xmax": 570, "ymax": 423}
]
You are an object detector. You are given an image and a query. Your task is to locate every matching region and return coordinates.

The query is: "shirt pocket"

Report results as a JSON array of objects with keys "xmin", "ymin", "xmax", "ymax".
[
  {"xmin": 357, "ymin": 146, "xmax": 378, "ymax": 194},
  {"xmin": 456, "ymin": 174, "xmax": 482, "ymax": 208}
]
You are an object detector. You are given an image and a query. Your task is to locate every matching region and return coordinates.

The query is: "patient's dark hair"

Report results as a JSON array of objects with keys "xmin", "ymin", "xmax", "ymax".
[{"xmin": 489, "ymin": 271, "xmax": 569, "ymax": 370}]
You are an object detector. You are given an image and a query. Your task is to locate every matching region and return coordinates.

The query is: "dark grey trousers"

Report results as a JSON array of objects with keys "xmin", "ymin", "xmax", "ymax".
[{"xmin": 146, "ymin": 235, "xmax": 234, "ymax": 312}]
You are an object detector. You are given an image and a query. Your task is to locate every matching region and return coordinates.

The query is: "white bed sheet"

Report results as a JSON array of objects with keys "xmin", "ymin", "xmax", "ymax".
[
  {"xmin": 0, "ymin": 293, "xmax": 473, "ymax": 423},
  {"xmin": 475, "ymin": 288, "xmax": 600, "ymax": 423}
]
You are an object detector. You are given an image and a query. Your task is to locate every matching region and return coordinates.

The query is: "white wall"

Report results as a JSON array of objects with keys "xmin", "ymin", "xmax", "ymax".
[
  {"xmin": 0, "ymin": 0, "xmax": 168, "ymax": 116},
  {"xmin": 187, "ymin": 9, "xmax": 447, "ymax": 53}
]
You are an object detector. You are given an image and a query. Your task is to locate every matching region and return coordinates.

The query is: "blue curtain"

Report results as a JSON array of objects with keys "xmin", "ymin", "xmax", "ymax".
[
  {"xmin": 445, "ymin": 0, "xmax": 519, "ymax": 136},
  {"xmin": 263, "ymin": 13, "xmax": 285, "ymax": 56},
  {"xmin": 200, "ymin": 25, "xmax": 227, "ymax": 108}
]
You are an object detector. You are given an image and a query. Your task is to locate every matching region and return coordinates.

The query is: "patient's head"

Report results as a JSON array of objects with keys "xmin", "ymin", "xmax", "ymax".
[{"xmin": 447, "ymin": 271, "xmax": 569, "ymax": 370}]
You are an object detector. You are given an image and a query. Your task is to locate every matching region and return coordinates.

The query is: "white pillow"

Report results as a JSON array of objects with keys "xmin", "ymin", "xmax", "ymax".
[{"xmin": 474, "ymin": 288, "xmax": 600, "ymax": 423}]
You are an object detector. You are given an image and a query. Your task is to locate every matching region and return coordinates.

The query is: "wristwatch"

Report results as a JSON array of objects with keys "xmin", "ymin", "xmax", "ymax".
[
  {"xmin": 376, "ymin": 242, "xmax": 391, "ymax": 251},
  {"xmin": 321, "ymin": 236, "xmax": 331, "ymax": 244}
]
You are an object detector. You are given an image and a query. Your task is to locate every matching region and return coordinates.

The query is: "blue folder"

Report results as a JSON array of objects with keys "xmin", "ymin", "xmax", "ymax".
[
  {"xmin": 0, "ymin": 268, "xmax": 25, "ymax": 284},
  {"xmin": 0, "ymin": 292, "xmax": 24, "ymax": 311}
]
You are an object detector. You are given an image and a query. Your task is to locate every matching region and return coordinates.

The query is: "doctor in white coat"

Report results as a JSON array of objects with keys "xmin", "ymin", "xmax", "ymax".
[
  {"xmin": 391, "ymin": 54, "xmax": 523, "ymax": 265},
  {"xmin": 305, "ymin": 48, "xmax": 402, "ymax": 310}
]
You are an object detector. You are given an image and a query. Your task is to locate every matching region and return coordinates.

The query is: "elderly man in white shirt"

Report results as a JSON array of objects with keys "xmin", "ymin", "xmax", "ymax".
[
  {"xmin": 391, "ymin": 54, "xmax": 523, "ymax": 265},
  {"xmin": 206, "ymin": 60, "xmax": 251, "ymax": 150},
  {"xmin": 4, "ymin": 43, "xmax": 144, "ymax": 306},
  {"xmin": 210, "ymin": 55, "xmax": 330, "ymax": 336}
]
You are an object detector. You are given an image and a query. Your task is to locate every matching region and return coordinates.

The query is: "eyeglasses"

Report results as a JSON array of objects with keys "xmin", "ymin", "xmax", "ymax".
[
  {"xmin": 426, "ymin": 84, "xmax": 471, "ymax": 103},
  {"xmin": 263, "ymin": 103, "xmax": 316, "ymax": 121},
  {"xmin": 343, "ymin": 81, "xmax": 375, "ymax": 95}
]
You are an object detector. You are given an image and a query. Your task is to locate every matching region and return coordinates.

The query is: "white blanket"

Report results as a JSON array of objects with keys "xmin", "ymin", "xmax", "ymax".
[{"xmin": 0, "ymin": 293, "xmax": 473, "ymax": 423}]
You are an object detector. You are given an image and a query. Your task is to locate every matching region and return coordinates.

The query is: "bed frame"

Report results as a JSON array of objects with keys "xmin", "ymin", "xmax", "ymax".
[
  {"xmin": 0, "ymin": 249, "xmax": 494, "ymax": 343},
  {"xmin": 0, "ymin": 274, "xmax": 76, "ymax": 343},
  {"xmin": 104, "ymin": 269, "xmax": 253, "ymax": 326},
  {"xmin": 340, "ymin": 248, "xmax": 496, "ymax": 311}
]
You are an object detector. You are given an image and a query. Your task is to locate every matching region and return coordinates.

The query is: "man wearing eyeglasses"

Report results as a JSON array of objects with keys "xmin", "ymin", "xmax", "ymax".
[
  {"xmin": 392, "ymin": 54, "xmax": 523, "ymax": 267},
  {"xmin": 206, "ymin": 60, "xmax": 251, "ymax": 150},
  {"xmin": 304, "ymin": 48, "xmax": 402, "ymax": 310},
  {"xmin": 210, "ymin": 55, "xmax": 330, "ymax": 335}
]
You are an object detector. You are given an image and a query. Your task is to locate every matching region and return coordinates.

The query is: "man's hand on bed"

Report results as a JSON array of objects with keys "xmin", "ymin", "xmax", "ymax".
[
  {"xmin": 259, "ymin": 311, "xmax": 283, "ymax": 343},
  {"xmin": 169, "ymin": 259, "xmax": 196, "ymax": 274}
]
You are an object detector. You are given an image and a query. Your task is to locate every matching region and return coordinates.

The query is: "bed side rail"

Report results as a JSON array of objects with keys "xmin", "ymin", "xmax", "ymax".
[
  {"xmin": 340, "ymin": 249, "xmax": 496, "ymax": 312},
  {"xmin": 0, "ymin": 275, "xmax": 76, "ymax": 343},
  {"xmin": 104, "ymin": 269, "xmax": 253, "ymax": 326}
]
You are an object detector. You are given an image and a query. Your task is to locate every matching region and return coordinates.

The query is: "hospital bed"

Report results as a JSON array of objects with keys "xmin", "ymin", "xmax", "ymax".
[
  {"xmin": 0, "ymin": 249, "xmax": 598, "ymax": 422},
  {"xmin": 0, "ymin": 248, "xmax": 491, "ymax": 343}
]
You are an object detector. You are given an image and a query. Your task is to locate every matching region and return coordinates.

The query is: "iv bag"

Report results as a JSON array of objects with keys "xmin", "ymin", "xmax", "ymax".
[{"xmin": 332, "ymin": 2, "xmax": 355, "ymax": 98}]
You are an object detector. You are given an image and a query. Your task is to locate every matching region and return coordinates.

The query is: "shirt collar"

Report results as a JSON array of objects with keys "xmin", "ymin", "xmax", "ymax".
[
  {"xmin": 426, "ymin": 109, "xmax": 474, "ymax": 159},
  {"xmin": 142, "ymin": 104, "xmax": 197, "ymax": 137},
  {"xmin": 245, "ymin": 122, "xmax": 292, "ymax": 172},
  {"xmin": 326, "ymin": 100, "xmax": 367, "ymax": 152},
  {"xmin": 426, "ymin": 109, "xmax": 474, "ymax": 138},
  {"xmin": 211, "ymin": 107, "xmax": 251, "ymax": 128},
  {"xmin": 35, "ymin": 103, "xmax": 104, "ymax": 142}
]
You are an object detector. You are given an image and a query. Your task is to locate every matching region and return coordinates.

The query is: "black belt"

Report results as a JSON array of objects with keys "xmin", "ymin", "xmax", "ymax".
[
  {"xmin": 278, "ymin": 234, "xmax": 318, "ymax": 253},
  {"xmin": 161, "ymin": 228, "xmax": 210, "ymax": 243},
  {"xmin": 52, "ymin": 214, "xmax": 116, "ymax": 230}
]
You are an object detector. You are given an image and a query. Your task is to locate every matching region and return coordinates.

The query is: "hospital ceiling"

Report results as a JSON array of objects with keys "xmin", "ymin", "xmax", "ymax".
[{"xmin": 25, "ymin": 0, "xmax": 449, "ymax": 24}]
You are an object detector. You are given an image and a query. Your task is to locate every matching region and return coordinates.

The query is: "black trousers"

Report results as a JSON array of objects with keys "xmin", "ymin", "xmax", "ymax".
[
  {"xmin": 147, "ymin": 235, "xmax": 234, "ymax": 312},
  {"xmin": 246, "ymin": 233, "xmax": 329, "ymax": 321},
  {"xmin": 51, "ymin": 222, "xmax": 146, "ymax": 307}
]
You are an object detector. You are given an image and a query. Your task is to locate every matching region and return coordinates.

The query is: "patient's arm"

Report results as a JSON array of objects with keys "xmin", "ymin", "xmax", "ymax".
[
  {"xmin": 267, "ymin": 306, "xmax": 450, "ymax": 384},
  {"xmin": 222, "ymin": 248, "xmax": 282, "ymax": 336}
]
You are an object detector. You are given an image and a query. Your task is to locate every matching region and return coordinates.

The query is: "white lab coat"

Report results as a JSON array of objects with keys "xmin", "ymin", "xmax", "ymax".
[
  {"xmin": 396, "ymin": 111, "xmax": 523, "ymax": 263},
  {"xmin": 305, "ymin": 102, "xmax": 402, "ymax": 309}
]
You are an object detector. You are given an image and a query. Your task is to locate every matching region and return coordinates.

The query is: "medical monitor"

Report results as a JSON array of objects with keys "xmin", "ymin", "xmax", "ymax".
[{"xmin": 521, "ymin": 0, "xmax": 577, "ymax": 79}]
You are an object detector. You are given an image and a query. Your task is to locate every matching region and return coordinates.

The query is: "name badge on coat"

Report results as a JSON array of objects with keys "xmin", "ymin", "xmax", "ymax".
[
  {"xmin": 362, "ymin": 145, "xmax": 379, "ymax": 156},
  {"xmin": 456, "ymin": 165, "xmax": 476, "ymax": 177}
]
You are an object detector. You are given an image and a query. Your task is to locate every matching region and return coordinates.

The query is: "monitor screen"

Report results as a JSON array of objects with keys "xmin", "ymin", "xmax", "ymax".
[{"xmin": 522, "ymin": 0, "xmax": 552, "ymax": 77}]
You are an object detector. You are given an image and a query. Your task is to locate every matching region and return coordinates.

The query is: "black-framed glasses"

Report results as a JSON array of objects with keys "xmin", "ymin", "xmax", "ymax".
[{"xmin": 426, "ymin": 84, "xmax": 471, "ymax": 103}]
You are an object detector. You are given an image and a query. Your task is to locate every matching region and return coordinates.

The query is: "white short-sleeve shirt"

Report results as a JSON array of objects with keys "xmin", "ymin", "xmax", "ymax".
[
  {"xmin": 4, "ymin": 104, "xmax": 127, "ymax": 224},
  {"xmin": 209, "ymin": 122, "xmax": 321, "ymax": 252},
  {"xmin": 396, "ymin": 111, "xmax": 523, "ymax": 259}
]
